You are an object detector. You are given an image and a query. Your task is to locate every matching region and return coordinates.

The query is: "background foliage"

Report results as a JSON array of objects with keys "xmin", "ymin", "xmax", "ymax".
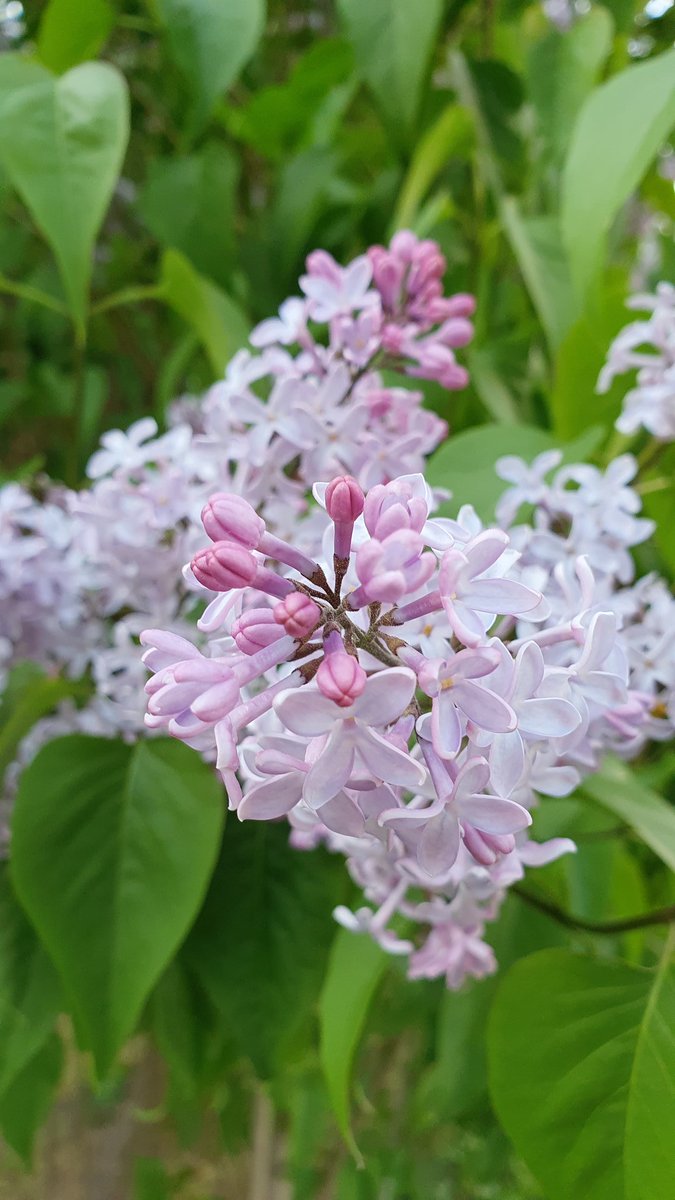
[{"xmin": 0, "ymin": 0, "xmax": 674, "ymax": 1196}]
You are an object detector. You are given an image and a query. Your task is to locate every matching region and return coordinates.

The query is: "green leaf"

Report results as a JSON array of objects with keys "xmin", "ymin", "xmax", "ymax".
[
  {"xmin": 271, "ymin": 147, "xmax": 340, "ymax": 287},
  {"xmin": 561, "ymin": 48, "xmax": 675, "ymax": 300},
  {"xmin": 319, "ymin": 929, "xmax": 387, "ymax": 1162},
  {"xmin": 526, "ymin": 8, "xmax": 613, "ymax": 167},
  {"xmin": 582, "ymin": 758, "xmax": 675, "ymax": 874},
  {"xmin": 139, "ymin": 144, "xmax": 239, "ymax": 288},
  {"xmin": 0, "ymin": 1031, "xmax": 63, "ymax": 1165},
  {"xmin": 550, "ymin": 286, "xmax": 631, "ymax": 439},
  {"xmin": 0, "ymin": 54, "xmax": 52, "ymax": 97},
  {"xmin": 159, "ymin": 249, "xmax": 249, "ymax": 376},
  {"xmin": 38, "ymin": 0, "xmax": 114, "ymax": 74},
  {"xmin": 626, "ymin": 932, "xmax": 675, "ymax": 1200},
  {"xmin": 426, "ymin": 423, "xmax": 603, "ymax": 521},
  {"xmin": 0, "ymin": 869, "xmax": 62, "ymax": 1098},
  {"xmin": 337, "ymin": 0, "xmax": 443, "ymax": 141},
  {"xmin": 154, "ymin": 0, "xmax": 265, "ymax": 136},
  {"xmin": 0, "ymin": 667, "xmax": 90, "ymax": 787},
  {"xmin": 488, "ymin": 941, "xmax": 675, "ymax": 1200},
  {"xmin": 0, "ymin": 62, "xmax": 130, "ymax": 334},
  {"xmin": 392, "ymin": 104, "xmax": 473, "ymax": 231},
  {"xmin": 186, "ymin": 820, "xmax": 347, "ymax": 1078},
  {"xmin": 11, "ymin": 735, "xmax": 224, "ymax": 1076},
  {"xmin": 500, "ymin": 201, "xmax": 575, "ymax": 350}
]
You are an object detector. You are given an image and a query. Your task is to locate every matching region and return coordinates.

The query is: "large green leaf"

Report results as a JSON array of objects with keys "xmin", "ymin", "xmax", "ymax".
[
  {"xmin": 0, "ymin": 870, "xmax": 62, "ymax": 1098},
  {"xmin": 319, "ymin": 929, "xmax": 387, "ymax": 1161},
  {"xmin": 337, "ymin": 0, "xmax": 443, "ymax": 141},
  {"xmin": 426, "ymin": 423, "xmax": 603, "ymax": 521},
  {"xmin": 185, "ymin": 820, "xmax": 347, "ymax": 1078},
  {"xmin": 550, "ymin": 285, "xmax": 630, "ymax": 439},
  {"xmin": 139, "ymin": 145, "xmax": 238, "ymax": 288},
  {"xmin": 392, "ymin": 104, "xmax": 473, "ymax": 230},
  {"xmin": 583, "ymin": 758, "xmax": 675, "ymax": 875},
  {"xmin": 159, "ymin": 249, "xmax": 249, "ymax": 376},
  {"xmin": 561, "ymin": 49, "xmax": 675, "ymax": 299},
  {"xmin": 488, "ymin": 942, "xmax": 675, "ymax": 1200},
  {"xmin": 0, "ymin": 54, "xmax": 52, "ymax": 97},
  {"xmin": 37, "ymin": 0, "xmax": 114, "ymax": 74},
  {"xmin": 11, "ymin": 735, "xmax": 224, "ymax": 1076},
  {"xmin": 0, "ymin": 62, "xmax": 129, "ymax": 333},
  {"xmin": 526, "ymin": 8, "xmax": 613, "ymax": 167},
  {"xmin": 154, "ymin": 0, "xmax": 265, "ymax": 135},
  {"xmin": 500, "ymin": 200, "xmax": 575, "ymax": 350}
]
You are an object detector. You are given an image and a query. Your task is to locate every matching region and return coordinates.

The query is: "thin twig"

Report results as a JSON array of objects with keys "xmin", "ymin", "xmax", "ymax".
[{"xmin": 513, "ymin": 885, "xmax": 675, "ymax": 935}]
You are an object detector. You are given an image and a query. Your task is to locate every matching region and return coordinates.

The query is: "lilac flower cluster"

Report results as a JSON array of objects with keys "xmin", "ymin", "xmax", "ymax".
[
  {"xmin": 597, "ymin": 282, "xmax": 675, "ymax": 440},
  {"xmin": 3, "ymin": 234, "xmax": 674, "ymax": 984},
  {"xmin": 141, "ymin": 456, "xmax": 665, "ymax": 989},
  {"xmin": 0, "ymin": 232, "xmax": 471, "ymax": 812}
]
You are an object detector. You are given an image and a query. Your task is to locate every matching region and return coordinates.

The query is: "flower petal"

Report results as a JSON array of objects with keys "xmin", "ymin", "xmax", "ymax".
[
  {"xmin": 518, "ymin": 696, "xmax": 581, "ymax": 738},
  {"xmin": 454, "ymin": 680, "xmax": 516, "ymax": 733},
  {"xmin": 458, "ymin": 794, "xmax": 531, "ymax": 834},
  {"xmin": 418, "ymin": 811, "xmax": 461, "ymax": 876},
  {"xmin": 352, "ymin": 668, "xmax": 417, "ymax": 726},
  {"xmin": 355, "ymin": 728, "xmax": 427, "ymax": 789},
  {"xmin": 303, "ymin": 729, "xmax": 355, "ymax": 806},
  {"xmin": 239, "ymin": 774, "xmax": 303, "ymax": 820},
  {"xmin": 274, "ymin": 686, "xmax": 342, "ymax": 736}
]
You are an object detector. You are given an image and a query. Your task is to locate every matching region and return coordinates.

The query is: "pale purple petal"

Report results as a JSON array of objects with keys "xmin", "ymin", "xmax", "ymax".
[
  {"xmin": 454, "ymin": 680, "xmax": 516, "ymax": 732},
  {"xmin": 432, "ymin": 691, "xmax": 462, "ymax": 758},
  {"xmin": 352, "ymin": 668, "xmax": 417, "ymax": 726},
  {"xmin": 274, "ymin": 687, "xmax": 341, "ymax": 736},
  {"xmin": 355, "ymin": 728, "xmax": 426, "ymax": 788},
  {"xmin": 303, "ymin": 729, "xmax": 355, "ymax": 806},
  {"xmin": 418, "ymin": 811, "xmax": 461, "ymax": 875},
  {"xmin": 458, "ymin": 794, "xmax": 531, "ymax": 834},
  {"xmin": 462, "ymin": 578, "xmax": 541, "ymax": 615},
  {"xmin": 518, "ymin": 697, "xmax": 581, "ymax": 738},
  {"xmin": 239, "ymin": 774, "xmax": 303, "ymax": 820},
  {"xmin": 462, "ymin": 530, "xmax": 509, "ymax": 576},
  {"xmin": 490, "ymin": 730, "xmax": 525, "ymax": 796}
]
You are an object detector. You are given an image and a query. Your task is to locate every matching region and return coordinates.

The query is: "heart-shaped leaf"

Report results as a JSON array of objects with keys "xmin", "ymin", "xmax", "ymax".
[
  {"xmin": 0, "ymin": 62, "xmax": 129, "ymax": 334},
  {"xmin": 11, "ymin": 735, "xmax": 224, "ymax": 1076}
]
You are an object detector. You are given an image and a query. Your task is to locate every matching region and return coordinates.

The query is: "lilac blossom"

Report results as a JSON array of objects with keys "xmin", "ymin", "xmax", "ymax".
[{"xmin": 597, "ymin": 282, "xmax": 675, "ymax": 440}]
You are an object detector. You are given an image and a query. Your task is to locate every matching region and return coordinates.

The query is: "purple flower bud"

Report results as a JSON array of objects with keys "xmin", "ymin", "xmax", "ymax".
[
  {"xmin": 325, "ymin": 475, "xmax": 365, "ymax": 523},
  {"xmin": 316, "ymin": 641, "xmax": 367, "ymax": 707},
  {"xmin": 191, "ymin": 541, "xmax": 258, "ymax": 592},
  {"xmin": 232, "ymin": 608, "xmax": 286, "ymax": 655},
  {"xmin": 201, "ymin": 492, "xmax": 265, "ymax": 548},
  {"xmin": 274, "ymin": 592, "xmax": 321, "ymax": 638}
]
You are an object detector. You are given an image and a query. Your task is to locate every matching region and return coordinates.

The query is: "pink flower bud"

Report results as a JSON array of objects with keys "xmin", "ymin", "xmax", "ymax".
[
  {"xmin": 317, "ymin": 645, "xmax": 367, "ymax": 707},
  {"xmin": 232, "ymin": 608, "xmax": 286, "ymax": 655},
  {"xmin": 325, "ymin": 476, "xmax": 365, "ymax": 523},
  {"xmin": 201, "ymin": 493, "xmax": 265, "ymax": 548},
  {"xmin": 192, "ymin": 541, "xmax": 258, "ymax": 592},
  {"xmin": 274, "ymin": 592, "xmax": 321, "ymax": 639}
]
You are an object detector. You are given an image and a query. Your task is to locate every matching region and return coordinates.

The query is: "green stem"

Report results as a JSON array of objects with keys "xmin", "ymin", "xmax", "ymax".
[
  {"xmin": 90, "ymin": 284, "xmax": 164, "ymax": 317},
  {"xmin": 636, "ymin": 476, "xmax": 673, "ymax": 496},
  {"xmin": 513, "ymin": 884, "xmax": 675, "ymax": 935},
  {"xmin": 67, "ymin": 333, "xmax": 86, "ymax": 487},
  {"xmin": 0, "ymin": 273, "xmax": 68, "ymax": 317},
  {"xmin": 637, "ymin": 437, "xmax": 667, "ymax": 474}
]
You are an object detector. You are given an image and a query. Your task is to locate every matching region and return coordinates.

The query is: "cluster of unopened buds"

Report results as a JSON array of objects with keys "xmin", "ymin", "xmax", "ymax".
[{"xmin": 142, "ymin": 470, "xmax": 647, "ymax": 988}]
